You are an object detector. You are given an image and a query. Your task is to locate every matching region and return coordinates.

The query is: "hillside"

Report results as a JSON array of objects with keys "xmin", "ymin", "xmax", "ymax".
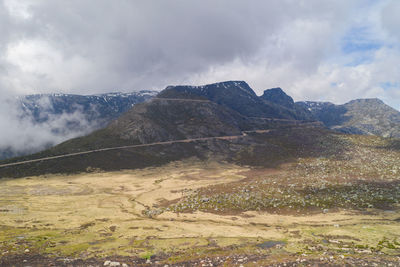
[{"xmin": 298, "ymin": 98, "xmax": 400, "ymax": 137}]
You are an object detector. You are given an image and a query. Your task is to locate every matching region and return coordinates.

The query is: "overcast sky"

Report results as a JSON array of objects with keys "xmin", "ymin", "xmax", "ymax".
[{"xmin": 1, "ymin": 0, "xmax": 400, "ymax": 110}]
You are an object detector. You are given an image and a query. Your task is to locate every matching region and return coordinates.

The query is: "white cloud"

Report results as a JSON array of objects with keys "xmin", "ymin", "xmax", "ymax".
[
  {"xmin": 3, "ymin": 0, "xmax": 33, "ymax": 20},
  {"xmin": 5, "ymin": 39, "xmax": 92, "ymax": 93},
  {"xmin": 0, "ymin": 94, "xmax": 97, "ymax": 156},
  {"xmin": 381, "ymin": 0, "xmax": 400, "ymax": 44},
  {"xmin": 0, "ymin": 1, "xmax": 398, "ymax": 105}
]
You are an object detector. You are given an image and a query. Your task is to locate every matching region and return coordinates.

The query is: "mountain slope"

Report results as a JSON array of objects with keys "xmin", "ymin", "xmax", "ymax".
[{"xmin": 298, "ymin": 98, "xmax": 400, "ymax": 137}]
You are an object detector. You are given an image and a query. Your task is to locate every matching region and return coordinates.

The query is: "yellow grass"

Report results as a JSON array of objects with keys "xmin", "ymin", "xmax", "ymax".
[{"xmin": 1, "ymin": 159, "xmax": 399, "ymax": 260}]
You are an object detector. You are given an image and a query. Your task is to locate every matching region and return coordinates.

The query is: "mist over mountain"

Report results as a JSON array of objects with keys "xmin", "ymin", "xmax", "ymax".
[{"xmin": 0, "ymin": 91, "xmax": 156, "ymax": 160}]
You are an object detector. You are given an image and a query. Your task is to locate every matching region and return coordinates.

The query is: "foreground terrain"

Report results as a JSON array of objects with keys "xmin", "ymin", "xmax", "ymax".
[{"xmin": 1, "ymin": 133, "xmax": 400, "ymax": 266}]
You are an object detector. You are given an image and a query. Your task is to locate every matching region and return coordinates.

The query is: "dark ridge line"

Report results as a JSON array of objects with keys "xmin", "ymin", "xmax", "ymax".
[{"xmin": 151, "ymin": 98, "xmax": 211, "ymax": 102}]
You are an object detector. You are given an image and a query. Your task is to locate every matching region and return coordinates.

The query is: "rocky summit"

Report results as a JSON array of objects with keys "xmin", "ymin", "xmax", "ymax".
[{"xmin": 159, "ymin": 81, "xmax": 311, "ymax": 120}]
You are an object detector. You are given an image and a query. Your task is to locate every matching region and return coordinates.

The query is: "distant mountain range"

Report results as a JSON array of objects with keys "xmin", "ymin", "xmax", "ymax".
[
  {"xmin": 0, "ymin": 91, "xmax": 157, "ymax": 160},
  {"xmin": 19, "ymin": 90, "xmax": 157, "ymax": 126},
  {"xmin": 297, "ymin": 98, "xmax": 400, "ymax": 138},
  {"xmin": 0, "ymin": 81, "xmax": 399, "ymax": 165}
]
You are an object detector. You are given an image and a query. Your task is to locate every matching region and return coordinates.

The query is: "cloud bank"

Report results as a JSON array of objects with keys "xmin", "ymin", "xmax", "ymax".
[{"xmin": 0, "ymin": 94, "xmax": 97, "ymax": 158}]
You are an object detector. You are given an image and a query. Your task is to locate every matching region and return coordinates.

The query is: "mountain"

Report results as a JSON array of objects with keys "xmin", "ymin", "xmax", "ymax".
[
  {"xmin": 297, "ymin": 98, "xmax": 400, "ymax": 138},
  {"xmin": 261, "ymin": 87, "xmax": 295, "ymax": 108},
  {"xmin": 158, "ymin": 81, "xmax": 312, "ymax": 120},
  {"xmin": 0, "ymin": 91, "xmax": 157, "ymax": 160},
  {"xmin": 0, "ymin": 81, "xmax": 324, "ymax": 178}
]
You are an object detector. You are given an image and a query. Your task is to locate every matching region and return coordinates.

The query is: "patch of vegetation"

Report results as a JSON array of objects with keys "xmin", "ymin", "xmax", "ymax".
[
  {"xmin": 160, "ymin": 134, "xmax": 400, "ymax": 215},
  {"xmin": 165, "ymin": 180, "xmax": 400, "ymax": 214}
]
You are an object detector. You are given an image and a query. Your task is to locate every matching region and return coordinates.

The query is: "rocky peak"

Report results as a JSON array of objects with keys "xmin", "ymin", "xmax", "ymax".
[
  {"xmin": 158, "ymin": 81, "xmax": 301, "ymax": 119},
  {"xmin": 260, "ymin": 87, "xmax": 295, "ymax": 108}
]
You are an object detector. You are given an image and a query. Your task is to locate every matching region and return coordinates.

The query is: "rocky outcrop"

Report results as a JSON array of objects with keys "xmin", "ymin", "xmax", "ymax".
[{"xmin": 297, "ymin": 98, "xmax": 400, "ymax": 138}]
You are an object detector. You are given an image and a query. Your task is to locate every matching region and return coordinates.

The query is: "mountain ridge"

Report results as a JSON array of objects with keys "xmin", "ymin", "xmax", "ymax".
[{"xmin": 159, "ymin": 81, "xmax": 313, "ymax": 121}]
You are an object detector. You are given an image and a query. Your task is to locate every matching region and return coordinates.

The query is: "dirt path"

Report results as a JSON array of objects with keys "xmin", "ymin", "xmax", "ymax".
[
  {"xmin": 0, "ymin": 124, "xmax": 322, "ymax": 168},
  {"xmin": 0, "ymin": 130, "xmax": 273, "ymax": 168}
]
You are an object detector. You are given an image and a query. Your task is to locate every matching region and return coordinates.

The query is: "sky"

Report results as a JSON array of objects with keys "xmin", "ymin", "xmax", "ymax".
[
  {"xmin": 1, "ymin": 0, "xmax": 400, "ymax": 108},
  {"xmin": 0, "ymin": 0, "xmax": 400, "ymax": 156}
]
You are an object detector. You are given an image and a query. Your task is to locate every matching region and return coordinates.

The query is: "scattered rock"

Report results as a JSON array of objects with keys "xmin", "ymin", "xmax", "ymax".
[
  {"xmin": 201, "ymin": 197, "xmax": 210, "ymax": 202},
  {"xmin": 104, "ymin": 261, "xmax": 120, "ymax": 266}
]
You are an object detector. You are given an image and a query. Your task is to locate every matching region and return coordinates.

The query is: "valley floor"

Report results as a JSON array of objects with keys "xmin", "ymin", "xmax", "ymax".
[{"xmin": 1, "ymin": 134, "xmax": 400, "ymax": 266}]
